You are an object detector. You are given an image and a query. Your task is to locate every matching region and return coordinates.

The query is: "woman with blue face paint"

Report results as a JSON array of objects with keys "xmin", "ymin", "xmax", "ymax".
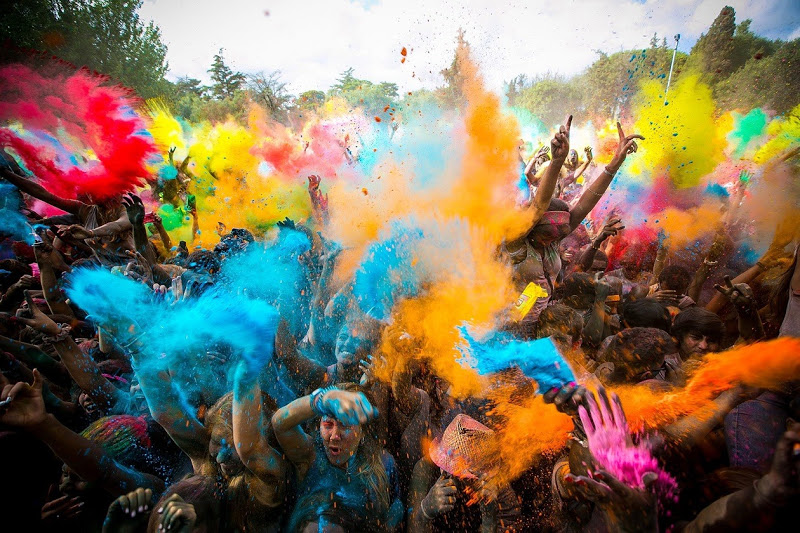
[{"xmin": 272, "ymin": 383, "xmax": 403, "ymax": 532}]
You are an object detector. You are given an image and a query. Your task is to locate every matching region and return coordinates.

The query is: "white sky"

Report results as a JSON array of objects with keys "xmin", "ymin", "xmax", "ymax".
[{"xmin": 140, "ymin": 0, "xmax": 800, "ymax": 94}]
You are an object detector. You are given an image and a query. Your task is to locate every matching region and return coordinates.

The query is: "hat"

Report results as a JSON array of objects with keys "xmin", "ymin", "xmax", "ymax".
[{"xmin": 429, "ymin": 414, "xmax": 495, "ymax": 479}]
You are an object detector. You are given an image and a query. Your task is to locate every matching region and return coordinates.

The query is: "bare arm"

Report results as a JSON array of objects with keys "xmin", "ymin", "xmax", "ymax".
[
  {"xmin": 0, "ymin": 168, "xmax": 86, "ymax": 214},
  {"xmin": 232, "ymin": 361, "xmax": 287, "ymax": 483},
  {"xmin": 0, "ymin": 371, "xmax": 164, "ymax": 497},
  {"xmin": 569, "ymin": 122, "xmax": 644, "ymax": 231},
  {"xmin": 270, "ymin": 394, "xmax": 315, "ymax": 478},
  {"xmin": 510, "ymin": 116, "xmax": 573, "ymax": 241}
]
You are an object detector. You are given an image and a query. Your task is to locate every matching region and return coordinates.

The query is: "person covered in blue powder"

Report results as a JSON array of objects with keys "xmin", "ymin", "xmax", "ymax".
[{"xmin": 271, "ymin": 383, "xmax": 403, "ymax": 532}]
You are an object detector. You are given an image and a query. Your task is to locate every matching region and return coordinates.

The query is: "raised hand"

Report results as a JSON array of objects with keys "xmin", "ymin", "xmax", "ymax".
[
  {"xmin": 157, "ymin": 494, "xmax": 197, "ymax": 533},
  {"xmin": 0, "ymin": 368, "xmax": 47, "ymax": 427},
  {"xmin": 14, "ymin": 291, "xmax": 61, "ymax": 336},
  {"xmin": 422, "ymin": 474, "xmax": 458, "ymax": 517},
  {"xmin": 542, "ymin": 381, "xmax": 587, "ymax": 417},
  {"xmin": 714, "ymin": 276, "xmax": 755, "ymax": 309},
  {"xmin": 103, "ymin": 487, "xmax": 153, "ymax": 532},
  {"xmin": 550, "ymin": 115, "xmax": 573, "ymax": 163},
  {"xmin": 608, "ymin": 122, "xmax": 644, "ymax": 173},
  {"xmin": 584, "ymin": 146, "xmax": 593, "ymax": 161},
  {"xmin": 320, "ymin": 389, "xmax": 378, "ymax": 426},
  {"xmin": 594, "ymin": 218, "xmax": 625, "ymax": 246},
  {"xmin": 308, "ymin": 174, "xmax": 321, "ymax": 191},
  {"xmin": 121, "ymin": 193, "xmax": 145, "ymax": 226},
  {"xmin": 756, "ymin": 422, "xmax": 800, "ymax": 505},
  {"xmin": 358, "ymin": 354, "xmax": 387, "ymax": 387},
  {"xmin": 56, "ymin": 224, "xmax": 93, "ymax": 241}
]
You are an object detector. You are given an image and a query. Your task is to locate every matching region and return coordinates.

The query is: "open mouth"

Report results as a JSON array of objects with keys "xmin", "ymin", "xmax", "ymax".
[{"xmin": 327, "ymin": 445, "xmax": 341, "ymax": 457}]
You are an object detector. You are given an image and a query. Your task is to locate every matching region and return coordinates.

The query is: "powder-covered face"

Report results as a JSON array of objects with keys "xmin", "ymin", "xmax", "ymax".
[
  {"xmin": 209, "ymin": 424, "xmax": 243, "ymax": 479},
  {"xmin": 320, "ymin": 417, "xmax": 362, "ymax": 467},
  {"xmin": 530, "ymin": 223, "xmax": 570, "ymax": 248},
  {"xmin": 679, "ymin": 332, "xmax": 718, "ymax": 359}
]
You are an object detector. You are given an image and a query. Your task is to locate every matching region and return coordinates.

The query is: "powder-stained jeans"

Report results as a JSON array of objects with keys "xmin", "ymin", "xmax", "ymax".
[{"xmin": 724, "ymin": 391, "xmax": 788, "ymax": 473}]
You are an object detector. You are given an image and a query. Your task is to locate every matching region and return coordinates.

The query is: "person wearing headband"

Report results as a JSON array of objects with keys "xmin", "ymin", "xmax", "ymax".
[{"xmin": 504, "ymin": 119, "xmax": 644, "ymax": 337}]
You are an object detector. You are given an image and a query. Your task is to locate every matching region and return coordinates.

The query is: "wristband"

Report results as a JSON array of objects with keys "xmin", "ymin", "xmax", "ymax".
[
  {"xmin": 41, "ymin": 324, "xmax": 72, "ymax": 343},
  {"xmin": 310, "ymin": 386, "xmax": 338, "ymax": 417},
  {"xmin": 602, "ymin": 167, "xmax": 616, "ymax": 178}
]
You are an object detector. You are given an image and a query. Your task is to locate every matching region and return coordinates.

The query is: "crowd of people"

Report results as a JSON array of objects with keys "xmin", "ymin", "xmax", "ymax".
[{"xmin": 0, "ymin": 107, "xmax": 798, "ymax": 533}]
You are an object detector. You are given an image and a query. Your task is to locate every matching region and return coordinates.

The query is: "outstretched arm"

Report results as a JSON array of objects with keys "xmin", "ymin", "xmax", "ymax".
[
  {"xmin": 232, "ymin": 361, "xmax": 287, "ymax": 483},
  {"xmin": 0, "ymin": 168, "xmax": 86, "ymax": 215},
  {"xmin": 0, "ymin": 370, "xmax": 164, "ymax": 497},
  {"xmin": 569, "ymin": 122, "xmax": 644, "ymax": 231}
]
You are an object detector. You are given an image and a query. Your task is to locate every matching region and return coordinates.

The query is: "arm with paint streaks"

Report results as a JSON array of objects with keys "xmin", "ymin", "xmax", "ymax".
[
  {"xmin": 34, "ymin": 240, "xmax": 74, "ymax": 317},
  {"xmin": 511, "ymin": 117, "xmax": 572, "ymax": 241},
  {"xmin": 660, "ymin": 387, "xmax": 749, "ymax": 450},
  {"xmin": 713, "ymin": 277, "xmax": 765, "ymax": 342},
  {"xmin": 122, "ymin": 194, "xmax": 158, "ymax": 265},
  {"xmin": 0, "ymin": 167, "xmax": 87, "ymax": 215},
  {"xmin": 0, "ymin": 334, "xmax": 71, "ymax": 386},
  {"xmin": 569, "ymin": 122, "xmax": 644, "ymax": 231},
  {"xmin": 15, "ymin": 293, "xmax": 125, "ymax": 412},
  {"xmin": 90, "ymin": 210, "xmax": 133, "ymax": 238},
  {"xmin": 270, "ymin": 394, "xmax": 316, "ymax": 479},
  {"xmin": 151, "ymin": 215, "xmax": 173, "ymax": 254},
  {"xmin": 688, "ymin": 229, "xmax": 727, "ymax": 305},
  {"xmin": 304, "ymin": 241, "xmax": 341, "ymax": 347},
  {"xmin": 0, "ymin": 371, "xmax": 165, "ymax": 497},
  {"xmin": 650, "ymin": 241, "xmax": 669, "ymax": 287},
  {"xmin": 232, "ymin": 361, "xmax": 288, "ymax": 483}
]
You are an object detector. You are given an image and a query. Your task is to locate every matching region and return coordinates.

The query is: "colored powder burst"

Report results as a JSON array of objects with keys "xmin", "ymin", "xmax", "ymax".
[
  {"xmin": 353, "ymin": 217, "xmax": 475, "ymax": 322},
  {"xmin": 0, "ymin": 64, "xmax": 156, "ymax": 200},
  {"xmin": 631, "ymin": 74, "xmax": 723, "ymax": 188},
  {"xmin": 704, "ymin": 183, "xmax": 729, "ymax": 199},
  {"xmin": 456, "ymin": 329, "xmax": 575, "ymax": 391},
  {"xmin": 217, "ymin": 228, "xmax": 311, "ymax": 336},
  {"xmin": 0, "ymin": 183, "xmax": 33, "ymax": 243},
  {"xmin": 646, "ymin": 202, "xmax": 722, "ymax": 249},
  {"xmin": 578, "ymin": 400, "xmax": 677, "ymax": 499},
  {"xmin": 727, "ymin": 108, "xmax": 767, "ymax": 158},
  {"xmin": 65, "ymin": 268, "xmax": 282, "ymax": 400},
  {"xmin": 753, "ymin": 103, "xmax": 800, "ymax": 164},
  {"xmin": 615, "ymin": 337, "xmax": 800, "ymax": 432}
]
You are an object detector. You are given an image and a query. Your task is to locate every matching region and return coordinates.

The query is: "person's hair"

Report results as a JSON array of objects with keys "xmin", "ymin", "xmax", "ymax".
[
  {"xmin": 80, "ymin": 415, "xmax": 151, "ymax": 464},
  {"xmin": 330, "ymin": 382, "xmax": 390, "ymax": 513},
  {"xmin": 559, "ymin": 272, "xmax": 596, "ymax": 308},
  {"xmin": 671, "ymin": 307, "xmax": 724, "ymax": 344},
  {"xmin": 202, "ymin": 392, "xmax": 283, "ymax": 531},
  {"xmin": 147, "ymin": 475, "xmax": 225, "ymax": 533},
  {"xmin": 621, "ymin": 299, "xmax": 672, "ymax": 332},
  {"xmin": 185, "ymin": 250, "xmax": 220, "ymax": 274},
  {"xmin": 597, "ymin": 328, "xmax": 677, "ymax": 385},
  {"xmin": 770, "ymin": 250, "xmax": 797, "ymax": 323},
  {"xmin": 658, "ymin": 265, "xmax": 692, "ymax": 294},
  {"xmin": 538, "ymin": 303, "xmax": 584, "ymax": 344},
  {"xmin": 547, "ymin": 197, "xmax": 570, "ymax": 212}
]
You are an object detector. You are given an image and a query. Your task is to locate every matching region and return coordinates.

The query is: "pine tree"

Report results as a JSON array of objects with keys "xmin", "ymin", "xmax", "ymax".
[
  {"xmin": 691, "ymin": 6, "xmax": 737, "ymax": 81},
  {"xmin": 208, "ymin": 49, "xmax": 245, "ymax": 100}
]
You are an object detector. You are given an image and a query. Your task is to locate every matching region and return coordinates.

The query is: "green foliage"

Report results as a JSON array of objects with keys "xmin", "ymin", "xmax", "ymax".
[
  {"xmin": 296, "ymin": 90, "xmax": 326, "ymax": 111},
  {"xmin": 328, "ymin": 68, "xmax": 399, "ymax": 117},
  {"xmin": 1, "ymin": 0, "xmax": 170, "ymax": 99},
  {"xmin": 439, "ymin": 29, "xmax": 468, "ymax": 109},
  {"xmin": 716, "ymin": 39, "xmax": 800, "ymax": 113},
  {"xmin": 515, "ymin": 75, "xmax": 582, "ymax": 127},
  {"xmin": 689, "ymin": 5, "xmax": 737, "ymax": 82},
  {"xmin": 246, "ymin": 71, "xmax": 293, "ymax": 123},
  {"xmin": 208, "ymin": 48, "xmax": 245, "ymax": 100}
]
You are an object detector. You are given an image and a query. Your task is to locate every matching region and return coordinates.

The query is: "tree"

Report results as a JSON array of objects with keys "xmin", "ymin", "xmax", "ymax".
[
  {"xmin": 0, "ymin": 0, "xmax": 170, "ymax": 99},
  {"xmin": 439, "ymin": 28, "xmax": 468, "ymax": 109},
  {"xmin": 208, "ymin": 48, "xmax": 245, "ymax": 100},
  {"xmin": 716, "ymin": 39, "xmax": 800, "ymax": 113},
  {"xmin": 505, "ymin": 74, "xmax": 528, "ymax": 107},
  {"xmin": 729, "ymin": 19, "xmax": 779, "ymax": 72},
  {"xmin": 515, "ymin": 75, "xmax": 582, "ymax": 126},
  {"xmin": 174, "ymin": 76, "xmax": 206, "ymax": 97},
  {"xmin": 246, "ymin": 71, "xmax": 293, "ymax": 122},
  {"xmin": 328, "ymin": 68, "xmax": 398, "ymax": 117},
  {"xmin": 690, "ymin": 6, "xmax": 737, "ymax": 82},
  {"xmin": 296, "ymin": 90, "xmax": 326, "ymax": 111}
]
